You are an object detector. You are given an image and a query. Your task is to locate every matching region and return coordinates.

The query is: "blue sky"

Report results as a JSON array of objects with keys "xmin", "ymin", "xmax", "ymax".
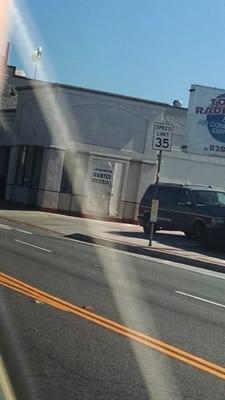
[{"xmin": 9, "ymin": 0, "xmax": 225, "ymax": 107}]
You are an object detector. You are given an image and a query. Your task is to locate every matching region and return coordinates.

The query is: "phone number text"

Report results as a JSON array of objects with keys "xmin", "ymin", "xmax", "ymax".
[{"xmin": 208, "ymin": 145, "xmax": 225, "ymax": 152}]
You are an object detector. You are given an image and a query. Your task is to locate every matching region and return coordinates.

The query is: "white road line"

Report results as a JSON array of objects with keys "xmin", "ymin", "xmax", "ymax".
[
  {"xmin": 0, "ymin": 224, "xmax": 11, "ymax": 230},
  {"xmin": 14, "ymin": 228, "xmax": 32, "ymax": 235},
  {"xmin": 175, "ymin": 290, "xmax": 225, "ymax": 309},
  {"xmin": 0, "ymin": 224, "xmax": 32, "ymax": 235},
  {"xmin": 14, "ymin": 239, "xmax": 52, "ymax": 253}
]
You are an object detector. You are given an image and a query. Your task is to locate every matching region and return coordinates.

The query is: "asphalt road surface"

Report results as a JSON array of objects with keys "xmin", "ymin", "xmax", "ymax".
[{"xmin": 1, "ymin": 218, "xmax": 225, "ymax": 400}]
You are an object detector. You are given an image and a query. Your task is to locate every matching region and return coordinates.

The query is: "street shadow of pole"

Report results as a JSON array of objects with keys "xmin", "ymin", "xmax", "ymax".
[
  {"xmin": 106, "ymin": 230, "xmax": 225, "ymax": 256},
  {"xmin": 65, "ymin": 232, "xmax": 225, "ymax": 275}
]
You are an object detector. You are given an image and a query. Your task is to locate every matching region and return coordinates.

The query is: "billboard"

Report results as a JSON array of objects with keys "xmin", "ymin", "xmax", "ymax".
[{"xmin": 184, "ymin": 84, "xmax": 225, "ymax": 157}]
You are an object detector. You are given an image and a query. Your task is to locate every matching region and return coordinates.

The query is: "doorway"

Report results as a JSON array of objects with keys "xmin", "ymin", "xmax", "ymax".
[{"xmin": 87, "ymin": 158, "xmax": 124, "ymax": 216}]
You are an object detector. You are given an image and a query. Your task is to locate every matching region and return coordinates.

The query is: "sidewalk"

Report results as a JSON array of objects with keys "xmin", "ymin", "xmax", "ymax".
[{"xmin": 0, "ymin": 208, "xmax": 225, "ymax": 272}]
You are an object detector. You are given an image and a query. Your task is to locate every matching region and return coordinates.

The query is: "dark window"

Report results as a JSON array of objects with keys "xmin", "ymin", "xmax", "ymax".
[
  {"xmin": 60, "ymin": 151, "xmax": 74, "ymax": 194},
  {"xmin": 177, "ymin": 189, "xmax": 192, "ymax": 205},
  {"xmin": 0, "ymin": 146, "xmax": 10, "ymax": 179},
  {"xmin": 192, "ymin": 190, "xmax": 225, "ymax": 206},
  {"xmin": 15, "ymin": 146, "xmax": 43, "ymax": 188},
  {"xmin": 0, "ymin": 146, "xmax": 10, "ymax": 199},
  {"xmin": 158, "ymin": 186, "xmax": 178, "ymax": 207}
]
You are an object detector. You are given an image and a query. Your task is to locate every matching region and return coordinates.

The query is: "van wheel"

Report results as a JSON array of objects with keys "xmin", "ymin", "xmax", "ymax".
[
  {"xmin": 193, "ymin": 222, "xmax": 208, "ymax": 243},
  {"xmin": 143, "ymin": 214, "xmax": 150, "ymax": 234}
]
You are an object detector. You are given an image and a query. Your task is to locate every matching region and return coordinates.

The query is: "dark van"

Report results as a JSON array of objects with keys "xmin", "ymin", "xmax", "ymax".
[{"xmin": 138, "ymin": 183, "xmax": 225, "ymax": 242}]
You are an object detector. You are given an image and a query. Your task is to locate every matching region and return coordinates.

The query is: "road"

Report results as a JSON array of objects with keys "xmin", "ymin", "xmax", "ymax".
[{"xmin": 1, "ymin": 218, "xmax": 225, "ymax": 399}]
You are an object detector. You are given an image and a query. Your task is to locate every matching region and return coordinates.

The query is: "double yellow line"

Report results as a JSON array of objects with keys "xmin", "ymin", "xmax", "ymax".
[{"xmin": 1, "ymin": 272, "xmax": 225, "ymax": 380}]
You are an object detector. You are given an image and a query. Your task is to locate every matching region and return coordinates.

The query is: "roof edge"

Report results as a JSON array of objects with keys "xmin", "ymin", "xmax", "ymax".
[{"xmin": 16, "ymin": 82, "xmax": 187, "ymax": 110}]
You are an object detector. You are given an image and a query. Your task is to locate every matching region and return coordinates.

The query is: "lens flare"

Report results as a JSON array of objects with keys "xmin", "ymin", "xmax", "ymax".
[{"xmin": 8, "ymin": 1, "xmax": 181, "ymax": 398}]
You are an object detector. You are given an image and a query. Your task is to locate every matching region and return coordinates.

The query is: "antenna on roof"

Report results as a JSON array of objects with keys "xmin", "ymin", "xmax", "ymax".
[
  {"xmin": 5, "ymin": 42, "xmax": 10, "ymax": 65},
  {"xmin": 31, "ymin": 46, "xmax": 42, "ymax": 79}
]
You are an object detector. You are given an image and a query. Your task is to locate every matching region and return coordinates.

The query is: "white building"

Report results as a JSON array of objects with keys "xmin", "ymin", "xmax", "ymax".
[{"xmin": 1, "ymin": 64, "xmax": 225, "ymax": 222}]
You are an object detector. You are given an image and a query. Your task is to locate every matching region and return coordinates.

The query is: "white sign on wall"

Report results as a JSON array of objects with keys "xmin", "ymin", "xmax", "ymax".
[
  {"xmin": 92, "ymin": 167, "xmax": 113, "ymax": 185},
  {"xmin": 184, "ymin": 84, "xmax": 225, "ymax": 157},
  {"xmin": 150, "ymin": 199, "xmax": 159, "ymax": 222},
  {"xmin": 152, "ymin": 122, "xmax": 173, "ymax": 151}
]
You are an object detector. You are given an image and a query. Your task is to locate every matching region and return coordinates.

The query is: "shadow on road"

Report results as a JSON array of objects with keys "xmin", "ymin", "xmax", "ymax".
[
  {"xmin": 65, "ymin": 232, "xmax": 225, "ymax": 275},
  {"xmin": 106, "ymin": 230, "xmax": 225, "ymax": 258}
]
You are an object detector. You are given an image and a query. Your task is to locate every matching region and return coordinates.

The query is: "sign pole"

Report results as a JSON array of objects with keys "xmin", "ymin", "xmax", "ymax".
[
  {"xmin": 148, "ymin": 151, "xmax": 161, "ymax": 246},
  {"xmin": 156, "ymin": 149, "xmax": 162, "ymax": 183}
]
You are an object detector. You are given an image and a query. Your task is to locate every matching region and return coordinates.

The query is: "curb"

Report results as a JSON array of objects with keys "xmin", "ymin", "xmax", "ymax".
[
  {"xmin": 0, "ymin": 214, "xmax": 225, "ymax": 274},
  {"xmin": 66, "ymin": 233, "xmax": 225, "ymax": 274}
]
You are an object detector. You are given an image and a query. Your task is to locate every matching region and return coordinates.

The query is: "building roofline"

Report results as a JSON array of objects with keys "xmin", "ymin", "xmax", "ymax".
[
  {"xmin": 7, "ymin": 63, "xmax": 187, "ymax": 110},
  {"xmin": 7, "ymin": 64, "xmax": 39, "ymax": 82},
  {"xmin": 16, "ymin": 81, "xmax": 187, "ymax": 110}
]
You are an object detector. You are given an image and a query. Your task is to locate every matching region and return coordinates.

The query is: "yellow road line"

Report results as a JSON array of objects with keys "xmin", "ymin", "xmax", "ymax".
[{"xmin": 1, "ymin": 272, "xmax": 225, "ymax": 380}]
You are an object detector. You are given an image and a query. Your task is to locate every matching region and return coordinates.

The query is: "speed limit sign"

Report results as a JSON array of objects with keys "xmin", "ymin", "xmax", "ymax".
[{"xmin": 152, "ymin": 122, "xmax": 174, "ymax": 151}]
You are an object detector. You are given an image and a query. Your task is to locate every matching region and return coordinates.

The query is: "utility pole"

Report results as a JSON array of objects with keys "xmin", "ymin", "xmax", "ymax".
[{"xmin": 4, "ymin": 42, "xmax": 10, "ymax": 65}]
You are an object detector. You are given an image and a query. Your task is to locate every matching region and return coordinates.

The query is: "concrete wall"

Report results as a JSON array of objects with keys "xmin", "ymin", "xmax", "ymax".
[
  {"xmin": 57, "ymin": 151, "xmax": 89, "ymax": 213},
  {"xmin": 15, "ymin": 85, "xmax": 184, "ymax": 156},
  {"xmin": 122, "ymin": 161, "xmax": 141, "ymax": 220},
  {"xmin": 0, "ymin": 110, "xmax": 16, "ymax": 146},
  {"xmin": 38, "ymin": 148, "xmax": 65, "ymax": 209},
  {"xmin": 161, "ymin": 150, "xmax": 225, "ymax": 190}
]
